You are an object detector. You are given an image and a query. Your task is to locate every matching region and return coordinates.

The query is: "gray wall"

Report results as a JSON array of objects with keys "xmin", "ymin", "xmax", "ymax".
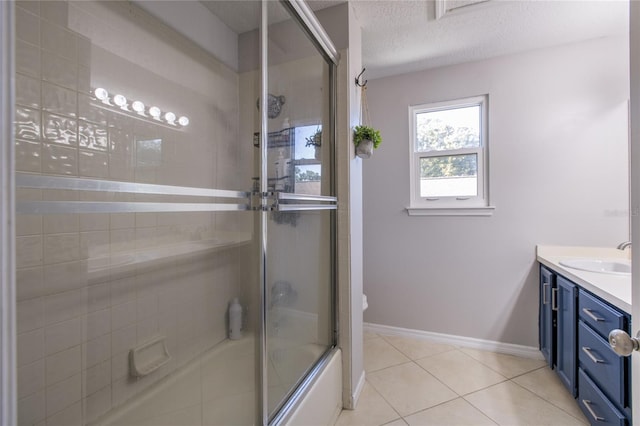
[{"xmin": 363, "ymin": 36, "xmax": 630, "ymax": 347}]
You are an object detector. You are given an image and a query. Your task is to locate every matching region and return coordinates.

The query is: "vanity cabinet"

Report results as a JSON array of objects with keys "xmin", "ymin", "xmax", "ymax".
[
  {"xmin": 539, "ymin": 265, "xmax": 631, "ymax": 425},
  {"xmin": 577, "ymin": 290, "xmax": 631, "ymax": 424},
  {"xmin": 556, "ymin": 276, "xmax": 577, "ymax": 396},
  {"xmin": 538, "ymin": 265, "xmax": 577, "ymax": 395},
  {"xmin": 539, "ymin": 265, "xmax": 555, "ymax": 367}
]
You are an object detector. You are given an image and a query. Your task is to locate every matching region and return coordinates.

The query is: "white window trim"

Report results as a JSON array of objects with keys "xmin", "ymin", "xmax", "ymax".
[{"xmin": 407, "ymin": 95, "xmax": 494, "ymax": 216}]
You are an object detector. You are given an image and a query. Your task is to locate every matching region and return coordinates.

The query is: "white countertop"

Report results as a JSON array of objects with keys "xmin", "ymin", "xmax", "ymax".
[{"xmin": 537, "ymin": 245, "xmax": 631, "ymax": 313}]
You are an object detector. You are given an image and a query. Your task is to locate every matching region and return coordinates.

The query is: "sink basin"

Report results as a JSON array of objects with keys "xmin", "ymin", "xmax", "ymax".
[{"xmin": 559, "ymin": 258, "xmax": 631, "ymax": 275}]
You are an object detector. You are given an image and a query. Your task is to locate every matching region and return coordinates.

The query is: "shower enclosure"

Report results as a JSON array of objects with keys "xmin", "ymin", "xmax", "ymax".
[{"xmin": 7, "ymin": 0, "xmax": 338, "ymax": 424}]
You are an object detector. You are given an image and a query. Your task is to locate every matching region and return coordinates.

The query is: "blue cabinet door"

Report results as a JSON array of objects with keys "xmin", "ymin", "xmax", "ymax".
[
  {"xmin": 556, "ymin": 275, "xmax": 577, "ymax": 396},
  {"xmin": 540, "ymin": 265, "xmax": 556, "ymax": 368}
]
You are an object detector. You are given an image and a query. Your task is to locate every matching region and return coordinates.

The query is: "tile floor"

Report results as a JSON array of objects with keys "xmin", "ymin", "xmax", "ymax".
[{"xmin": 335, "ymin": 332, "xmax": 589, "ymax": 426}]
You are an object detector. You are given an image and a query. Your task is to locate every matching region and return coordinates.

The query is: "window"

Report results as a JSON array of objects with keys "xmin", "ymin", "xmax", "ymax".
[{"xmin": 408, "ymin": 95, "xmax": 493, "ymax": 216}]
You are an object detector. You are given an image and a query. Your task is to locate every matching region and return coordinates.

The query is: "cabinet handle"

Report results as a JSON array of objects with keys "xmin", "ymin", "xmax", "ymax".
[
  {"xmin": 582, "ymin": 308, "xmax": 605, "ymax": 322},
  {"xmin": 581, "ymin": 346, "xmax": 604, "ymax": 364},
  {"xmin": 581, "ymin": 399, "xmax": 605, "ymax": 422},
  {"xmin": 551, "ymin": 288, "xmax": 558, "ymax": 311},
  {"xmin": 542, "ymin": 282, "xmax": 549, "ymax": 304}
]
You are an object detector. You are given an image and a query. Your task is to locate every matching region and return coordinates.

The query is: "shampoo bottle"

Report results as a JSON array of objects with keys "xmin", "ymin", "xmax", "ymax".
[{"xmin": 229, "ymin": 298, "xmax": 243, "ymax": 340}]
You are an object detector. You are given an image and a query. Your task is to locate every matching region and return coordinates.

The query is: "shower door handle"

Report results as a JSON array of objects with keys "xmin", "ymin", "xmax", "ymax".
[{"xmin": 273, "ymin": 192, "xmax": 337, "ymax": 212}]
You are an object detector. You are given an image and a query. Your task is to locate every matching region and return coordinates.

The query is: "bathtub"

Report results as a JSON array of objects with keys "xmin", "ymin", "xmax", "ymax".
[{"xmin": 92, "ymin": 336, "xmax": 341, "ymax": 426}]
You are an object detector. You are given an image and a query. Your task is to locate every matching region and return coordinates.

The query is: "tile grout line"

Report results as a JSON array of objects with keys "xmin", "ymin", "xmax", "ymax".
[
  {"xmin": 365, "ymin": 359, "xmax": 414, "ymax": 375},
  {"xmin": 363, "ymin": 334, "xmax": 579, "ymax": 426},
  {"xmin": 460, "ymin": 392, "xmax": 500, "ymax": 426},
  {"xmin": 507, "ymin": 373, "xmax": 589, "ymax": 424},
  {"xmin": 358, "ymin": 339, "xmax": 406, "ymax": 426},
  {"xmin": 397, "ymin": 356, "xmax": 482, "ymax": 422},
  {"xmin": 374, "ymin": 335, "xmax": 508, "ymax": 424},
  {"xmin": 366, "ymin": 357, "xmax": 460, "ymax": 424},
  {"xmin": 409, "ymin": 348, "xmax": 513, "ymax": 400},
  {"xmin": 457, "ymin": 347, "xmax": 547, "ymax": 380},
  {"xmin": 378, "ymin": 334, "xmax": 459, "ymax": 362},
  {"xmin": 359, "ymin": 378, "xmax": 404, "ymax": 426}
]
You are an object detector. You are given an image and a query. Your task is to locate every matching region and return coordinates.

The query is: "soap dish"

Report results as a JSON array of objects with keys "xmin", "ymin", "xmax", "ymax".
[{"xmin": 129, "ymin": 335, "xmax": 171, "ymax": 378}]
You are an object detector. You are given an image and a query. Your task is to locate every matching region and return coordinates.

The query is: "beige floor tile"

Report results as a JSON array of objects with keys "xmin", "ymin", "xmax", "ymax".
[
  {"xmin": 367, "ymin": 362, "xmax": 458, "ymax": 417},
  {"xmin": 381, "ymin": 335, "xmax": 456, "ymax": 360},
  {"xmin": 334, "ymin": 382, "xmax": 400, "ymax": 426},
  {"xmin": 416, "ymin": 350, "xmax": 507, "ymax": 395},
  {"xmin": 459, "ymin": 348, "xmax": 546, "ymax": 378},
  {"xmin": 382, "ymin": 419, "xmax": 407, "ymax": 426},
  {"xmin": 404, "ymin": 398, "xmax": 497, "ymax": 426},
  {"xmin": 364, "ymin": 331, "xmax": 379, "ymax": 341},
  {"xmin": 512, "ymin": 367, "xmax": 588, "ymax": 423},
  {"xmin": 364, "ymin": 338, "xmax": 411, "ymax": 372},
  {"xmin": 465, "ymin": 381, "xmax": 587, "ymax": 425}
]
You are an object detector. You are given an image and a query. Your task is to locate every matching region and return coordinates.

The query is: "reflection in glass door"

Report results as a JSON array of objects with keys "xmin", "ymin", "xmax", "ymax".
[
  {"xmin": 263, "ymin": 1, "xmax": 337, "ymax": 420},
  {"xmin": 13, "ymin": 1, "xmax": 260, "ymax": 425}
]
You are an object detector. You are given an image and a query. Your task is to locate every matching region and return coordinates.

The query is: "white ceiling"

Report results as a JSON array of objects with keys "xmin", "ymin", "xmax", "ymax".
[
  {"xmin": 201, "ymin": 0, "xmax": 629, "ymax": 80},
  {"xmin": 349, "ymin": 0, "xmax": 629, "ymax": 79}
]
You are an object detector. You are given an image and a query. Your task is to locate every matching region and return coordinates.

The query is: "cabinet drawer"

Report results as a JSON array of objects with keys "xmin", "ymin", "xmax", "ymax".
[
  {"xmin": 578, "ymin": 321, "xmax": 626, "ymax": 407},
  {"xmin": 578, "ymin": 369, "xmax": 627, "ymax": 426},
  {"xmin": 578, "ymin": 290, "xmax": 626, "ymax": 339}
]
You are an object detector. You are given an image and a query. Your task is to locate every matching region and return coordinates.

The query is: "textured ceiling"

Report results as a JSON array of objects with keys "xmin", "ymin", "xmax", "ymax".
[
  {"xmin": 349, "ymin": 0, "xmax": 629, "ymax": 79},
  {"xmin": 199, "ymin": 0, "xmax": 629, "ymax": 80}
]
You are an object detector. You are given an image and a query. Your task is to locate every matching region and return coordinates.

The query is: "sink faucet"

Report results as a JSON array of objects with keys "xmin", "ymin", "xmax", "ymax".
[{"xmin": 617, "ymin": 241, "xmax": 632, "ymax": 250}]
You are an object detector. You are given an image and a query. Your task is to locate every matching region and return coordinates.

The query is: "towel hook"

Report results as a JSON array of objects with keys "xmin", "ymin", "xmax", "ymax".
[{"xmin": 355, "ymin": 68, "xmax": 367, "ymax": 88}]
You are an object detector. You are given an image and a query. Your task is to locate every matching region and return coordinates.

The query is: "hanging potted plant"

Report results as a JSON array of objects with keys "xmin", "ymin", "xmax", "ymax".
[
  {"xmin": 353, "ymin": 125, "xmax": 382, "ymax": 159},
  {"xmin": 305, "ymin": 127, "xmax": 322, "ymax": 160}
]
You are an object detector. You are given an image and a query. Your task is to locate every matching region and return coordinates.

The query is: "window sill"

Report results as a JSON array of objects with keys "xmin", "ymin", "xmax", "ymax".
[{"xmin": 406, "ymin": 206, "xmax": 496, "ymax": 217}]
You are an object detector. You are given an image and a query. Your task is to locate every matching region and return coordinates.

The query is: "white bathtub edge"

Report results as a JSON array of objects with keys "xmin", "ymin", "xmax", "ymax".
[{"xmin": 281, "ymin": 348, "xmax": 343, "ymax": 426}]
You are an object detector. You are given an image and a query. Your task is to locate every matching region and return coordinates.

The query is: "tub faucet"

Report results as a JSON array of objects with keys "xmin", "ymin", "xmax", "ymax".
[{"xmin": 617, "ymin": 241, "xmax": 632, "ymax": 250}]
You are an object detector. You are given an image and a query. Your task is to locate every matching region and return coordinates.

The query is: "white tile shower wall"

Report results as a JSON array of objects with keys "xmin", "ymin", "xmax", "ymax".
[{"xmin": 14, "ymin": 2, "xmax": 254, "ymax": 425}]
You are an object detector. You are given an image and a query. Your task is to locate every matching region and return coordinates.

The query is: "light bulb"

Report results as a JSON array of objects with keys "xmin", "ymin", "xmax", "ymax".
[
  {"xmin": 94, "ymin": 87, "xmax": 109, "ymax": 101},
  {"xmin": 149, "ymin": 106, "xmax": 161, "ymax": 119},
  {"xmin": 164, "ymin": 112, "xmax": 176, "ymax": 124},
  {"xmin": 113, "ymin": 94, "xmax": 127, "ymax": 108},
  {"xmin": 132, "ymin": 101, "xmax": 145, "ymax": 113},
  {"xmin": 178, "ymin": 116, "xmax": 190, "ymax": 126}
]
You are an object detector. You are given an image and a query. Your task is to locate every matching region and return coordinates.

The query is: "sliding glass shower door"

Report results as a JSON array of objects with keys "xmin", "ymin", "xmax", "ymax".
[
  {"xmin": 11, "ymin": 1, "xmax": 336, "ymax": 425},
  {"xmin": 263, "ymin": 1, "xmax": 337, "ymax": 420}
]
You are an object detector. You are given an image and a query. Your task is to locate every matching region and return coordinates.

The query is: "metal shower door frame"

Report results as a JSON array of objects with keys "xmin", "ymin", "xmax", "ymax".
[
  {"xmin": 257, "ymin": 1, "xmax": 340, "ymax": 424},
  {"xmin": 0, "ymin": 1, "xmax": 16, "ymax": 424}
]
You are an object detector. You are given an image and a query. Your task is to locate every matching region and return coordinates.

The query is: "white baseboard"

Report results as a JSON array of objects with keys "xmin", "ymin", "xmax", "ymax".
[
  {"xmin": 364, "ymin": 322, "xmax": 543, "ymax": 360},
  {"xmin": 352, "ymin": 370, "xmax": 366, "ymax": 408}
]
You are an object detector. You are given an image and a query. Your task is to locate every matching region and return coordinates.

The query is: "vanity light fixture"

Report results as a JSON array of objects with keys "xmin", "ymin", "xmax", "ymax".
[
  {"xmin": 149, "ymin": 106, "xmax": 162, "ymax": 120},
  {"xmin": 132, "ymin": 101, "xmax": 145, "ymax": 114},
  {"xmin": 94, "ymin": 87, "xmax": 109, "ymax": 102},
  {"xmin": 164, "ymin": 111, "xmax": 176, "ymax": 124},
  {"xmin": 113, "ymin": 94, "xmax": 128, "ymax": 109},
  {"xmin": 90, "ymin": 87, "xmax": 190, "ymax": 128}
]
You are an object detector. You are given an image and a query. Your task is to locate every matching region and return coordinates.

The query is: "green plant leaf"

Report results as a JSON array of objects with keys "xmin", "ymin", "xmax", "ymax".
[{"xmin": 353, "ymin": 125, "xmax": 382, "ymax": 149}]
